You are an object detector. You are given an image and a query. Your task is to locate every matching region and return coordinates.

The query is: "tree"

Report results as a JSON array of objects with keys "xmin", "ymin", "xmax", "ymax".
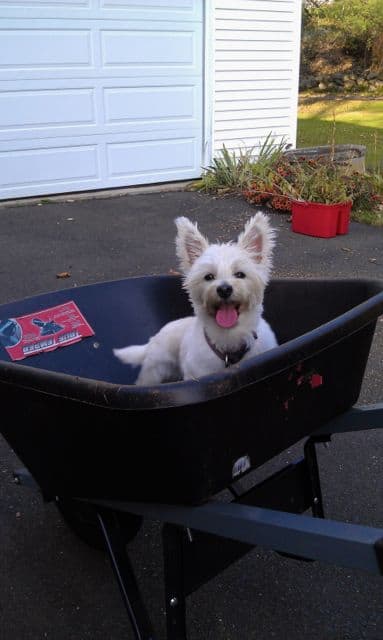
[{"xmin": 302, "ymin": 0, "xmax": 383, "ymax": 71}]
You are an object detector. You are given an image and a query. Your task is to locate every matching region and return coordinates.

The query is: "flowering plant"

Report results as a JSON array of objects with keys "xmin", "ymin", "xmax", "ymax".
[
  {"xmin": 243, "ymin": 157, "xmax": 350, "ymax": 210},
  {"xmin": 343, "ymin": 171, "xmax": 383, "ymax": 212},
  {"xmin": 289, "ymin": 160, "xmax": 349, "ymax": 204},
  {"xmin": 242, "ymin": 159, "xmax": 296, "ymax": 211}
]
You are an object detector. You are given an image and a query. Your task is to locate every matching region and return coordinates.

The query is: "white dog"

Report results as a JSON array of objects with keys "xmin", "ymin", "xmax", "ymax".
[{"xmin": 114, "ymin": 213, "xmax": 278, "ymax": 384}]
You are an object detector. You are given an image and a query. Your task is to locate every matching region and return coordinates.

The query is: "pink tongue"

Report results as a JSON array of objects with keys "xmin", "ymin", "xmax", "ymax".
[{"xmin": 215, "ymin": 305, "xmax": 238, "ymax": 328}]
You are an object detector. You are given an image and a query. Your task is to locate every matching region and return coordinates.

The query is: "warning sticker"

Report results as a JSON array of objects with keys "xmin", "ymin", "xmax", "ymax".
[{"xmin": 0, "ymin": 301, "xmax": 94, "ymax": 361}]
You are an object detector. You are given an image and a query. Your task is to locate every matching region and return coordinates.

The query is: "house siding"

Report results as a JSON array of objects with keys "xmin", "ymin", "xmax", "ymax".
[{"xmin": 213, "ymin": 0, "xmax": 302, "ymax": 155}]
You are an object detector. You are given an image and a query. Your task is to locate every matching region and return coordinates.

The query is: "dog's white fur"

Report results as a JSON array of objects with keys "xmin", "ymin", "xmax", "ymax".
[{"xmin": 114, "ymin": 213, "xmax": 278, "ymax": 384}]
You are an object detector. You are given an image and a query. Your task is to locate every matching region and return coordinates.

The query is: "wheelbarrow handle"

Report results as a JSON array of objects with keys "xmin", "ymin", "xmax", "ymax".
[
  {"xmin": 314, "ymin": 403, "xmax": 383, "ymax": 436},
  {"xmin": 91, "ymin": 499, "xmax": 383, "ymax": 577}
]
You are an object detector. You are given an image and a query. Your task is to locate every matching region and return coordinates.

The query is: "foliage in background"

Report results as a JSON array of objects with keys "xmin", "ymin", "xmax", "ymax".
[
  {"xmin": 289, "ymin": 161, "xmax": 349, "ymax": 204},
  {"xmin": 244, "ymin": 155, "xmax": 383, "ymax": 223},
  {"xmin": 297, "ymin": 98, "xmax": 383, "ymax": 171},
  {"xmin": 194, "ymin": 136, "xmax": 383, "ymax": 225},
  {"xmin": 194, "ymin": 134, "xmax": 289, "ymax": 194},
  {"xmin": 303, "ymin": 0, "xmax": 383, "ymax": 72},
  {"xmin": 343, "ymin": 172, "xmax": 383, "ymax": 224},
  {"xmin": 243, "ymin": 157, "xmax": 349, "ymax": 208},
  {"xmin": 197, "ymin": 145, "xmax": 254, "ymax": 193}
]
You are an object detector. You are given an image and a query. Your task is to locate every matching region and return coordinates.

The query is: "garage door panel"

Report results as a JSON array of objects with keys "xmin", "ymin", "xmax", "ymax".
[
  {"xmin": 0, "ymin": 88, "xmax": 95, "ymax": 130},
  {"xmin": 106, "ymin": 137, "xmax": 196, "ymax": 178},
  {"xmin": 0, "ymin": 145, "xmax": 99, "ymax": 189},
  {"xmin": 0, "ymin": 28, "xmax": 93, "ymax": 70},
  {"xmin": 0, "ymin": 1, "xmax": 201, "ymax": 22},
  {"xmin": 0, "ymin": 2, "xmax": 203, "ymax": 199},
  {"xmin": 0, "ymin": 129, "xmax": 201, "ymax": 199},
  {"xmin": 104, "ymin": 84, "xmax": 198, "ymax": 124},
  {"xmin": 0, "ymin": 20, "xmax": 201, "ymax": 80},
  {"xmin": 0, "ymin": 0, "xmax": 89, "ymax": 6},
  {"xmin": 101, "ymin": 30, "xmax": 195, "ymax": 67},
  {"xmin": 100, "ymin": 0, "xmax": 194, "ymax": 9},
  {"xmin": 0, "ymin": 81, "xmax": 201, "ymax": 141}
]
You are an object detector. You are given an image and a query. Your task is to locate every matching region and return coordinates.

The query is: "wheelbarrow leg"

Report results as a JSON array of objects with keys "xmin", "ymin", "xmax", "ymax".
[
  {"xmin": 97, "ymin": 509, "xmax": 156, "ymax": 640},
  {"xmin": 162, "ymin": 524, "xmax": 187, "ymax": 640},
  {"xmin": 304, "ymin": 437, "xmax": 326, "ymax": 518}
]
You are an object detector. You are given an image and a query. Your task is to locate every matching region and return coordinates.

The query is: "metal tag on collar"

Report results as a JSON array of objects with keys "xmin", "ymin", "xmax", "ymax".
[{"xmin": 225, "ymin": 353, "xmax": 229, "ymax": 367}]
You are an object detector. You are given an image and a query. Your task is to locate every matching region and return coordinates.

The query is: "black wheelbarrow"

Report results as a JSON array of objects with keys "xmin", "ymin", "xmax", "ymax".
[{"xmin": 0, "ymin": 275, "xmax": 382, "ymax": 640}]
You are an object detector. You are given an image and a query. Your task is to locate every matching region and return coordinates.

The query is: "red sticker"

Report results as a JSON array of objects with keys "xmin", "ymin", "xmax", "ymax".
[
  {"xmin": 310, "ymin": 373, "xmax": 323, "ymax": 389},
  {"xmin": 0, "ymin": 301, "xmax": 94, "ymax": 361}
]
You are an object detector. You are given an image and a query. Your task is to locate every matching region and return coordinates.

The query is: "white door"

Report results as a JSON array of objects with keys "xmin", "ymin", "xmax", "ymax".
[{"xmin": 0, "ymin": 1, "xmax": 204, "ymax": 200}]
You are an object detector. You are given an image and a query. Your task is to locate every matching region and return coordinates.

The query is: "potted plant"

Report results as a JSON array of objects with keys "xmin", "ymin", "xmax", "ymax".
[
  {"xmin": 287, "ymin": 161, "xmax": 352, "ymax": 238},
  {"xmin": 243, "ymin": 157, "xmax": 352, "ymax": 237}
]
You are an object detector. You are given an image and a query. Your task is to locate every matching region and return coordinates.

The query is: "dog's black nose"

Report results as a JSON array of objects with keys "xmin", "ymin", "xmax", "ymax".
[{"xmin": 217, "ymin": 283, "xmax": 233, "ymax": 299}]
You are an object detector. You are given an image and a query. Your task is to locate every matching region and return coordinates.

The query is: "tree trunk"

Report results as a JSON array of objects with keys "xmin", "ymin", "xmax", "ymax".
[{"xmin": 371, "ymin": 32, "xmax": 383, "ymax": 72}]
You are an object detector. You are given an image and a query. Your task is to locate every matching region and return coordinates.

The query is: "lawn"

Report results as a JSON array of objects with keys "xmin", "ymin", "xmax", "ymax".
[{"xmin": 297, "ymin": 97, "xmax": 383, "ymax": 171}]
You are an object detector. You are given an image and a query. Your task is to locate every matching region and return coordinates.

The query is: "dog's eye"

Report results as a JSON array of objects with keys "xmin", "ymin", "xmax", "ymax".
[
  {"xmin": 204, "ymin": 273, "xmax": 215, "ymax": 281},
  {"xmin": 234, "ymin": 271, "xmax": 246, "ymax": 279}
]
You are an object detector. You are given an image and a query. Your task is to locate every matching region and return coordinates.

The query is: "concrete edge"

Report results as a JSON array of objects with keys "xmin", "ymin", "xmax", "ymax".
[{"xmin": 0, "ymin": 180, "xmax": 196, "ymax": 209}]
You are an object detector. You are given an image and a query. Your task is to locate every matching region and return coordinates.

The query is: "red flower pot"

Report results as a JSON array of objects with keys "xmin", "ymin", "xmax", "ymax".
[
  {"xmin": 336, "ymin": 201, "xmax": 352, "ymax": 235},
  {"xmin": 291, "ymin": 201, "xmax": 352, "ymax": 238}
]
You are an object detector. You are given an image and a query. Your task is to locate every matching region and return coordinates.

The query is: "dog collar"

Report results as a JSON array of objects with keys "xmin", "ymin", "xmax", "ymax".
[{"xmin": 204, "ymin": 330, "xmax": 257, "ymax": 368}]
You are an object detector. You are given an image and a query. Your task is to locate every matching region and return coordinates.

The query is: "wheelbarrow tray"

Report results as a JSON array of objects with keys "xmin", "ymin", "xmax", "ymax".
[{"xmin": 0, "ymin": 276, "xmax": 382, "ymax": 504}]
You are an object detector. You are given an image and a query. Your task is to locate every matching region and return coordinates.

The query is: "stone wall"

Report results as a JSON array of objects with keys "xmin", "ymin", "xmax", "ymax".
[{"xmin": 300, "ymin": 70, "xmax": 383, "ymax": 93}]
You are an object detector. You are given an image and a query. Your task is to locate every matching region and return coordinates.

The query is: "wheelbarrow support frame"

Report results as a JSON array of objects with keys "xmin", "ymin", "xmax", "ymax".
[{"xmin": 86, "ymin": 403, "xmax": 383, "ymax": 640}]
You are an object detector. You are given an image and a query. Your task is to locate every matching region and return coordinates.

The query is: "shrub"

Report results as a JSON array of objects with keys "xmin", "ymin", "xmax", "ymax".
[
  {"xmin": 194, "ymin": 145, "xmax": 254, "ymax": 193},
  {"xmin": 195, "ymin": 134, "xmax": 290, "ymax": 193},
  {"xmin": 344, "ymin": 171, "xmax": 383, "ymax": 224}
]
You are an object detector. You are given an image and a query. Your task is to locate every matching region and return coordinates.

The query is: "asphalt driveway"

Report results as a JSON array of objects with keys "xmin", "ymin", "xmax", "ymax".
[{"xmin": 0, "ymin": 190, "xmax": 382, "ymax": 640}]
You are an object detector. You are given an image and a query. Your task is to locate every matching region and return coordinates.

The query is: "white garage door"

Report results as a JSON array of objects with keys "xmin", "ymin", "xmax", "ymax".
[{"xmin": 0, "ymin": 1, "xmax": 204, "ymax": 200}]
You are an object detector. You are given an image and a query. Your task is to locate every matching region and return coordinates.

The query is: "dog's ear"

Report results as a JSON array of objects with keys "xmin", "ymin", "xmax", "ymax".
[
  {"xmin": 175, "ymin": 217, "xmax": 209, "ymax": 272},
  {"xmin": 237, "ymin": 212, "xmax": 275, "ymax": 274}
]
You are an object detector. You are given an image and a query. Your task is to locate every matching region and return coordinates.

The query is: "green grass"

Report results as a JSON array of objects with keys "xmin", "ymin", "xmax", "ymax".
[{"xmin": 297, "ymin": 98, "xmax": 383, "ymax": 171}]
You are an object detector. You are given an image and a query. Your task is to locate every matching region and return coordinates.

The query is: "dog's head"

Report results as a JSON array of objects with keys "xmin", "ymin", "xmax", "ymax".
[{"xmin": 175, "ymin": 213, "xmax": 275, "ymax": 330}]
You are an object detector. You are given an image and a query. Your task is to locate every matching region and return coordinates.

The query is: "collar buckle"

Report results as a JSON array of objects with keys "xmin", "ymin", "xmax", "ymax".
[{"xmin": 204, "ymin": 330, "xmax": 257, "ymax": 368}]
